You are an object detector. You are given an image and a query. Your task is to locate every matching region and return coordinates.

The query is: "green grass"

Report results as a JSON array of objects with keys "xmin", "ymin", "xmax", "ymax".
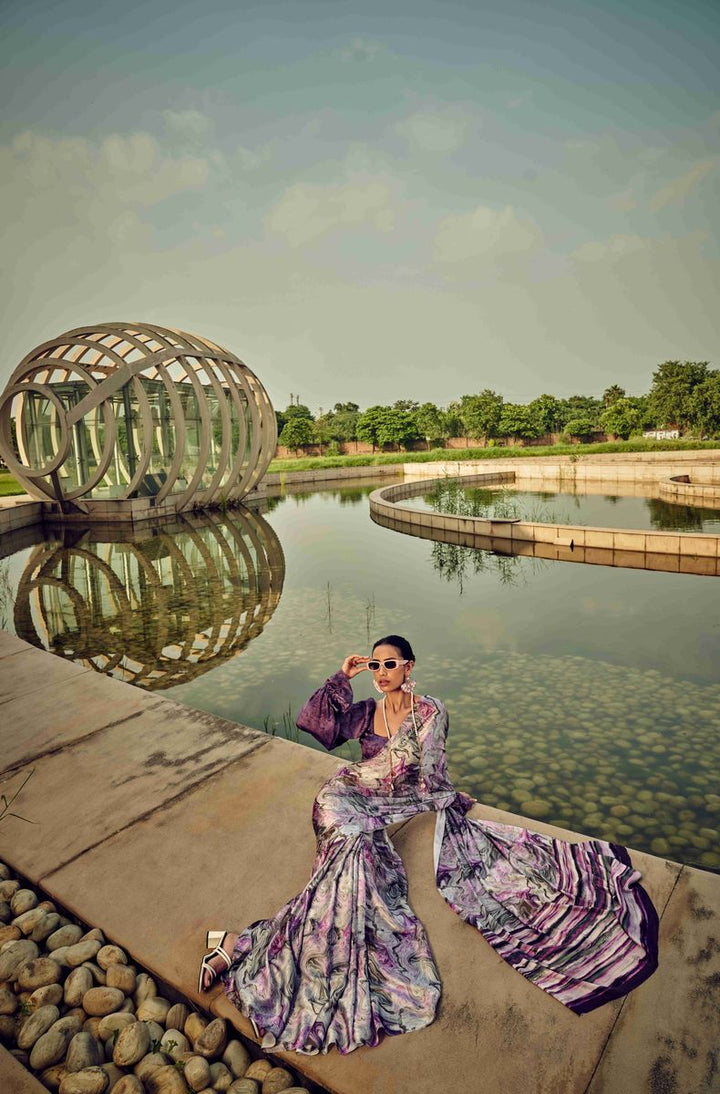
[
  {"xmin": 0, "ymin": 471, "xmax": 25, "ymax": 497},
  {"xmin": 267, "ymin": 437, "xmax": 720, "ymax": 474}
]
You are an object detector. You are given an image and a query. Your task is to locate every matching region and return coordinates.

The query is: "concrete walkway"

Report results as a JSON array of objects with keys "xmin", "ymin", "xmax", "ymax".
[{"xmin": 1, "ymin": 630, "xmax": 718, "ymax": 1094}]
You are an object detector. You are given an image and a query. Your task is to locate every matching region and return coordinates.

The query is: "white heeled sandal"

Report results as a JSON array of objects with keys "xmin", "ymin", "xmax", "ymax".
[{"xmin": 198, "ymin": 930, "xmax": 232, "ymax": 993}]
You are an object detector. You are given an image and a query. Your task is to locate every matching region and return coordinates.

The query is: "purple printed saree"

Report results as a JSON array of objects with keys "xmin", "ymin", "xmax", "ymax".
[{"xmin": 222, "ymin": 672, "xmax": 658, "ymax": 1055}]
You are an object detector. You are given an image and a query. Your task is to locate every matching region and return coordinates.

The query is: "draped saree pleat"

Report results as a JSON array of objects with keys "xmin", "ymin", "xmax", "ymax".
[{"xmin": 222, "ymin": 675, "xmax": 658, "ymax": 1054}]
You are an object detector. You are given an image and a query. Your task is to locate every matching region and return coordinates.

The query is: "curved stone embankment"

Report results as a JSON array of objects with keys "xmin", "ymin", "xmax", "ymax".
[
  {"xmin": 0, "ymin": 864, "xmax": 310, "ymax": 1094},
  {"xmin": 369, "ymin": 461, "xmax": 720, "ymax": 576},
  {"xmin": 660, "ymin": 474, "xmax": 720, "ymax": 509}
]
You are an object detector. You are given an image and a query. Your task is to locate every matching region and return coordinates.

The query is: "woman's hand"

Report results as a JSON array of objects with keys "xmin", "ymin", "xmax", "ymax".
[{"xmin": 341, "ymin": 654, "xmax": 369, "ymax": 679}]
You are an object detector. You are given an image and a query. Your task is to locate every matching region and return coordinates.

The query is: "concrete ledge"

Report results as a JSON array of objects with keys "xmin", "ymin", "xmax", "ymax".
[{"xmin": 0, "ymin": 1046, "xmax": 47, "ymax": 1094}]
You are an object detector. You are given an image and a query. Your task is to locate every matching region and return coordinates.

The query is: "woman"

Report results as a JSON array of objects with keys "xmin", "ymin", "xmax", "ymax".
[{"xmin": 198, "ymin": 635, "xmax": 658, "ymax": 1056}]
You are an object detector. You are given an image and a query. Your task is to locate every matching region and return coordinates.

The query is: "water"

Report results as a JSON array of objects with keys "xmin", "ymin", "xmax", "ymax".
[{"xmin": 2, "ymin": 477, "xmax": 719, "ymax": 871}]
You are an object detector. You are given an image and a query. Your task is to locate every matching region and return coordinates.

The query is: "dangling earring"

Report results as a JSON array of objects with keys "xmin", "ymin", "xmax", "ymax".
[{"xmin": 401, "ymin": 676, "xmax": 416, "ymax": 694}]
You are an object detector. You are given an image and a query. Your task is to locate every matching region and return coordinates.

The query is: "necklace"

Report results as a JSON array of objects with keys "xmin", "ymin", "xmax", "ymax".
[{"xmin": 382, "ymin": 694, "xmax": 426, "ymax": 794}]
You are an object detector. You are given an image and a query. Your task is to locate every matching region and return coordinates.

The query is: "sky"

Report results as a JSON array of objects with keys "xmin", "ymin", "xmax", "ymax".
[{"xmin": 1, "ymin": 0, "xmax": 718, "ymax": 413}]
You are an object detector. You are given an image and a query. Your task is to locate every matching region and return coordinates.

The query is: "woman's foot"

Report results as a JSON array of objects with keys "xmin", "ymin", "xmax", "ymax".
[{"xmin": 198, "ymin": 931, "xmax": 238, "ymax": 992}]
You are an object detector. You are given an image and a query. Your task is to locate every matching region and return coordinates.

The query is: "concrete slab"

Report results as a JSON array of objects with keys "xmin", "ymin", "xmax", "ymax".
[
  {"xmin": 0, "ymin": 700, "xmax": 268, "ymax": 877},
  {"xmin": 38, "ymin": 738, "xmax": 339, "ymax": 1003},
  {"xmin": 0, "ymin": 1045, "xmax": 48, "ymax": 1094},
  {"xmin": 0, "ymin": 668, "xmax": 157, "ymax": 773},
  {"xmin": 0, "ymin": 645, "xmax": 92, "ymax": 705},
  {"xmin": 0, "ymin": 630, "xmax": 31, "ymax": 658},
  {"xmin": 586, "ymin": 864, "xmax": 720, "ymax": 1094}
]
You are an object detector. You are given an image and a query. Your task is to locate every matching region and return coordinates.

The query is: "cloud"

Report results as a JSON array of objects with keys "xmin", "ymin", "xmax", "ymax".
[
  {"xmin": 265, "ymin": 179, "xmax": 395, "ymax": 246},
  {"xmin": 649, "ymin": 158, "xmax": 718, "ymax": 211},
  {"xmin": 337, "ymin": 37, "xmax": 384, "ymax": 62},
  {"xmin": 433, "ymin": 204, "xmax": 542, "ymax": 264},
  {"xmin": 572, "ymin": 234, "xmax": 646, "ymax": 264},
  {"xmin": 162, "ymin": 109, "xmax": 214, "ymax": 144},
  {"xmin": 396, "ymin": 108, "xmax": 469, "ymax": 153}
]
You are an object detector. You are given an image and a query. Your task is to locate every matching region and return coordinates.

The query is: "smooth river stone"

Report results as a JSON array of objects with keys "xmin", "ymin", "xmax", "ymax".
[
  {"xmin": 0, "ymin": 938, "xmax": 40, "ymax": 980},
  {"xmin": 58, "ymin": 1068, "xmax": 110, "ymax": 1094},
  {"xmin": 136, "ymin": 996, "xmax": 171, "ymax": 1023},
  {"xmin": 519, "ymin": 798, "xmax": 553, "ymax": 818},
  {"xmin": 113, "ymin": 1020, "xmax": 150, "ymax": 1067},
  {"xmin": 97, "ymin": 1013, "xmax": 136, "ymax": 1042},
  {"xmin": 228, "ymin": 1082, "xmax": 260, "ymax": 1094},
  {"xmin": 10, "ymin": 889, "xmax": 38, "ymax": 916},
  {"xmin": 105, "ymin": 964, "xmax": 135, "ymax": 995},
  {"xmin": 82, "ymin": 987, "xmax": 125, "ymax": 1017},
  {"xmin": 66, "ymin": 1031, "xmax": 104, "ymax": 1072},
  {"xmin": 134, "ymin": 1054, "xmax": 168, "ymax": 1081},
  {"xmin": 184, "ymin": 1012, "xmax": 207, "ymax": 1044},
  {"xmin": 47, "ymin": 925, "xmax": 84, "ymax": 951},
  {"xmin": 30, "ymin": 1025, "xmax": 75, "ymax": 1070},
  {"xmin": 245, "ymin": 1060, "xmax": 272, "ymax": 1081},
  {"xmin": 65, "ymin": 967, "xmax": 94, "ymax": 1008},
  {"xmin": 0, "ymin": 901, "xmax": 12, "ymax": 924},
  {"xmin": 32, "ymin": 912, "xmax": 62, "ymax": 943},
  {"xmin": 96, "ymin": 945, "xmax": 127, "ymax": 970},
  {"xmin": 66, "ymin": 941, "xmax": 102, "ymax": 967},
  {"xmin": 17, "ymin": 1004, "xmax": 60, "ymax": 1049},
  {"xmin": 165, "ymin": 1003, "xmax": 189, "ymax": 1031},
  {"xmin": 17, "ymin": 956, "xmax": 63, "ymax": 990},
  {"xmin": 40, "ymin": 1063, "xmax": 69, "ymax": 1091},
  {"xmin": 0, "ymin": 924, "xmax": 21, "ymax": 945},
  {"xmin": 210, "ymin": 1062, "xmax": 233, "ymax": 1091},
  {"xmin": 113, "ymin": 1078, "xmax": 144, "ymax": 1094},
  {"xmin": 184, "ymin": 1055, "xmax": 211, "ymax": 1092},
  {"xmin": 0, "ymin": 987, "xmax": 18, "ymax": 1015},
  {"xmin": 13, "ymin": 907, "xmax": 48, "ymax": 935},
  {"xmin": 82, "ymin": 962, "xmax": 107, "ymax": 986},
  {"xmin": 223, "ymin": 1040, "xmax": 251, "ymax": 1078},
  {"xmin": 160, "ymin": 1028, "xmax": 190, "ymax": 1057},
  {"xmin": 262, "ymin": 1068, "xmax": 295, "ymax": 1094},
  {"xmin": 133, "ymin": 973, "xmax": 156, "ymax": 1005},
  {"xmin": 0, "ymin": 880, "xmax": 20, "ymax": 901},
  {"xmin": 193, "ymin": 1017, "xmax": 227, "ymax": 1059},
  {"xmin": 144, "ymin": 1066, "xmax": 188, "ymax": 1094}
]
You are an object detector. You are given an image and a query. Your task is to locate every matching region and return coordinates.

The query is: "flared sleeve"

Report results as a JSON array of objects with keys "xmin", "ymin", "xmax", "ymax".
[{"xmin": 296, "ymin": 671, "xmax": 373, "ymax": 751}]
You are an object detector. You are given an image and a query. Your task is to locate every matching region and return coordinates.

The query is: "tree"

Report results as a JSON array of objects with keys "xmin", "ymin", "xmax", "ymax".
[
  {"xmin": 442, "ymin": 403, "xmax": 465, "ymax": 438},
  {"xmin": 557, "ymin": 395, "xmax": 601, "ymax": 429},
  {"xmin": 415, "ymin": 402, "xmax": 445, "ymax": 449},
  {"xmin": 649, "ymin": 361, "xmax": 710, "ymax": 431},
  {"xmin": 276, "ymin": 401, "xmax": 313, "ymax": 435},
  {"xmin": 528, "ymin": 394, "xmax": 561, "ymax": 434},
  {"xmin": 497, "ymin": 403, "xmax": 543, "ymax": 441},
  {"xmin": 599, "ymin": 398, "xmax": 641, "ymax": 440},
  {"xmin": 459, "ymin": 390, "xmax": 503, "ymax": 440},
  {"xmin": 602, "ymin": 385, "xmax": 626, "ymax": 407},
  {"xmin": 377, "ymin": 407, "xmax": 419, "ymax": 450},
  {"xmin": 331, "ymin": 402, "xmax": 360, "ymax": 442},
  {"xmin": 356, "ymin": 405, "xmax": 386, "ymax": 450},
  {"xmin": 279, "ymin": 416, "xmax": 313, "ymax": 454},
  {"xmin": 688, "ymin": 372, "xmax": 720, "ymax": 436},
  {"xmin": 564, "ymin": 417, "xmax": 597, "ymax": 442}
]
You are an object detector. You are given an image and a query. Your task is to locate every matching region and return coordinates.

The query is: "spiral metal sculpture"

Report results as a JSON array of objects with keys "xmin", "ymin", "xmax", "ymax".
[
  {"xmin": 14, "ymin": 508, "xmax": 285, "ymax": 689},
  {"xmin": 0, "ymin": 323, "xmax": 276, "ymax": 513}
]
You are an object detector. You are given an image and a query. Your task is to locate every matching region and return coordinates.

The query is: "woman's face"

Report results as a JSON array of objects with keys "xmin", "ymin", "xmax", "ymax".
[{"xmin": 371, "ymin": 643, "xmax": 411, "ymax": 693}]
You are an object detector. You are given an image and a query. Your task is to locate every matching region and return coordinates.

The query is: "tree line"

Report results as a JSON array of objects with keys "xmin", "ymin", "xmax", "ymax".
[{"xmin": 277, "ymin": 361, "xmax": 720, "ymax": 452}]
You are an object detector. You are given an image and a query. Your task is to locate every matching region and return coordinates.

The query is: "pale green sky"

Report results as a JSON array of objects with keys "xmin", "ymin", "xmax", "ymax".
[{"xmin": 1, "ymin": 0, "xmax": 718, "ymax": 410}]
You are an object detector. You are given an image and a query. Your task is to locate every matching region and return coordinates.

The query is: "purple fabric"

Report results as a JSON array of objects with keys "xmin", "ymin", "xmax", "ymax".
[{"xmin": 223, "ymin": 675, "xmax": 659, "ymax": 1054}]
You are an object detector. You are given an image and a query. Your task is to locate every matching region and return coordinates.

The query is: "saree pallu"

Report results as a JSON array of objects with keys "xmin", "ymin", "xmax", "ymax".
[{"xmin": 223, "ymin": 688, "xmax": 658, "ymax": 1055}]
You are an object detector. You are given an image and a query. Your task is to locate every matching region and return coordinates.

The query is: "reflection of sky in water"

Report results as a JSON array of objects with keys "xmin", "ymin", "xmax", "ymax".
[{"xmin": 2, "ymin": 479, "xmax": 719, "ymax": 870}]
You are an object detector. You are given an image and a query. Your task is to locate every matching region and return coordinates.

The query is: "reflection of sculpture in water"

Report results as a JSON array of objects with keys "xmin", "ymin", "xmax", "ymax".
[{"xmin": 14, "ymin": 508, "xmax": 284, "ymax": 689}]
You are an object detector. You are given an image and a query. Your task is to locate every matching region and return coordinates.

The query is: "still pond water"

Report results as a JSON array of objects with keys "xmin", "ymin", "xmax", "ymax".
[{"xmin": 3, "ymin": 477, "xmax": 719, "ymax": 871}]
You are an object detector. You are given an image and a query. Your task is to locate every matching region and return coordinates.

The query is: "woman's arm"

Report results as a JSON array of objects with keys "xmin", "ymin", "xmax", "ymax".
[{"xmin": 296, "ymin": 664, "xmax": 372, "ymax": 751}]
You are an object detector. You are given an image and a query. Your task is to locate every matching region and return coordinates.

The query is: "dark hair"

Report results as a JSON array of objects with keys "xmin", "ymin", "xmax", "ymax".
[{"xmin": 372, "ymin": 634, "xmax": 415, "ymax": 662}]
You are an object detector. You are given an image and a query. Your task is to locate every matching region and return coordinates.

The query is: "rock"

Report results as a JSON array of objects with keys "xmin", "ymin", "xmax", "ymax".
[
  {"xmin": 650, "ymin": 838, "xmax": 671, "ymax": 856},
  {"xmin": 144, "ymin": 1019, "xmax": 165, "ymax": 1046},
  {"xmin": 41, "ymin": 1063, "xmax": 69, "ymax": 1090},
  {"xmin": 0, "ymin": 902, "xmax": 12, "ymax": 925},
  {"xmin": 145, "ymin": 1065, "xmax": 189, "ymax": 1094},
  {"xmin": 222, "ymin": 1040, "xmax": 250, "ymax": 1078},
  {"xmin": 113, "ymin": 1077, "xmax": 144, "ymax": 1094},
  {"xmin": 0, "ymin": 938, "xmax": 39, "ymax": 980},
  {"xmin": 10, "ymin": 888, "xmax": 38, "ymax": 916},
  {"xmin": 193, "ymin": 1017, "xmax": 227, "ymax": 1059},
  {"xmin": 160, "ymin": 1028, "xmax": 190, "ymax": 1057},
  {"xmin": 17, "ymin": 956, "xmax": 63, "ymax": 990},
  {"xmin": 17, "ymin": 1004, "xmax": 60, "ymax": 1049},
  {"xmin": 0, "ymin": 1014, "xmax": 18, "ymax": 1042},
  {"xmin": 136, "ymin": 995, "xmax": 171, "ymax": 1023},
  {"xmin": 185, "ymin": 1012, "xmax": 208, "ymax": 1044},
  {"xmin": 112, "ymin": 1019, "xmax": 150, "ymax": 1066},
  {"xmin": 97, "ymin": 1012, "xmax": 136, "ymax": 1041},
  {"xmin": 81, "ymin": 929, "xmax": 105, "ymax": 944},
  {"xmin": 134, "ymin": 1052, "xmax": 167, "ymax": 1080},
  {"xmin": 12, "ymin": 906, "xmax": 47, "ymax": 935},
  {"xmin": 84, "ymin": 1018, "xmax": 104, "ymax": 1039},
  {"xmin": 0, "ymin": 864, "xmax": 10, "ymax": 880},
  {"xmin": 48, "ymin": 925, "xmax": 84, "ymax": 951},
  {"xmin": 105, "ymin": 965, "xmax": 135, "ymax": 995},
  {"xmin": 32, "ymin": 912, "xmax": 62, "ymax": 943},
  {"xmin": 50, "ymin": 946, "xmax": 72, "ymax": 967},
  {"xmin": 59, "ymin": 1067, "xmax": 110, "ymax": 1094},
  {"xmin": 519, "ymin": 798, "xmax": 553, "ymax": 819},
  {"xmin": 185, "ymin": 1055, "xmax": 212, "ymax": 1091},
  {"xmin": 100, "ymin": 1063, "xmax": 124, "ymax": 1092},
  {"xmin": 0, "ymin": 879, "xmax": 20, "ymax": 901},
  {"xmin": 83, "ymin": 987, "xmax": 126, "ymax": 1017},
  {"xmin": 134, "ymin": 973, "xmax": 157, "ymax": 1005},
  {"xmin": 210, "ymin": 1061, "xmax": 233, "ymax": 1090},
  {"xmin": 66, "ymin": 941, "xmax": 103, "ymax": 967},
  {"xmin": 30, "ymin": 1025, "xmax": 75, "ymax": 1069},
  {"xmin": 66, "ymin": 1031, "xmax": 104, "ymax": 1071},
  {"xmin": 245, "ymin": 1061, "xmax": 272, "ymax": 1081},
  {"xmin": 166, "ymin": 1003, "xmax": 189, "ymax": 1031},
  {"xmin": 30, "ymin": 982, "xmax": 64, "ymax": 1008},
  {"xmin": 66, "ymin": 968, "xmax": 95, "ymax": 1006},
  {"xmin": 56, "ymin": 1014, "xmax": 86, "ymax": 1036},
  {"xmin": 228, "ymin": 1082, "xmax": 260, "ymax": 1094},
  {"xmin": 0, "ymin": 923, "xmax": 22, "ymax": 945},
  {"xmin": 96, "ymin": 945, "xmax": 128, "ymax": 970},
  {"xmin": 83, "ymin": 962, "xmax": 107, "ymax": 986},
  {"xmin": 0, "ymin": 987, "xmax": 18, "ymax": 1014},
  {"xmin": 119, "ymin": 997, "xmax": 135, "ymax": 1014},
  {"xmin": 262, "ymin": 1068, "xmax": 294, "ymax": 1094}
]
